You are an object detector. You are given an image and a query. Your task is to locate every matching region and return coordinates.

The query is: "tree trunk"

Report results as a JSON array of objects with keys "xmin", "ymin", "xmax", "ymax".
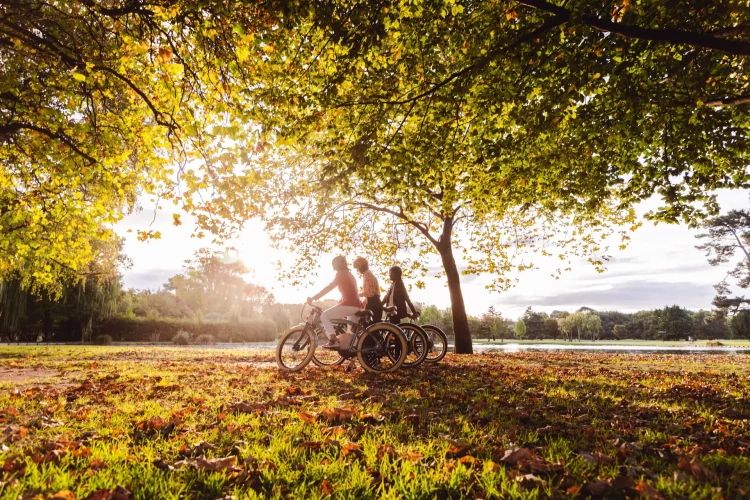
[{"xmin": 437, "ymin": 231, "xmax": 473, "ymax": 354}]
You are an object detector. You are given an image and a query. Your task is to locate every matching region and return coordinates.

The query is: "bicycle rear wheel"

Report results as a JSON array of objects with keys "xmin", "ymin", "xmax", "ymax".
[
  {"xmin": 421, "ymin": 324, "xmax": 448, "ymax": 362},
  {"xmin": 276, "ymin": 325, "xmax": 315, "ymax": 372},
  {"xmin": 357, "ymin": 323, "xmax": 407, "ymax": 373},
  {"xmin": 396, "ymin": 323, "xmax": 429, "ymax": 367}
]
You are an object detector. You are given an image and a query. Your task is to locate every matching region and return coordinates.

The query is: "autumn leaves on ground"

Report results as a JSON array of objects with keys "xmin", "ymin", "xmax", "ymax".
[{"xmin": 0, "ymin": 348, "xmax": 748, "ymax": 499}]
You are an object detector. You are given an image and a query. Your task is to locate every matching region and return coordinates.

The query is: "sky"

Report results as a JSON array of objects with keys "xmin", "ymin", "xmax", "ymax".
[{"xmin": 114, "ymin": 190, "xmax": 748, "ymax": 320}]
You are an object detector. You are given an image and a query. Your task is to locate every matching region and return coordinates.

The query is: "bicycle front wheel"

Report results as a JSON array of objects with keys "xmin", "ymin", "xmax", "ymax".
[
  {"xmin": 357, "ymin": 323, "xmax": 408, "ymax": 373},
  {"xmin": 312, "ymin": 327, "xmax": 344, "ymax": 366},
  {"xmin": 421, "ymin": 324, "xmax": 448, "ymax": 363},
  {"xmin": 276, "ymin": 325, "xmax": 315, "ymax": 372}
]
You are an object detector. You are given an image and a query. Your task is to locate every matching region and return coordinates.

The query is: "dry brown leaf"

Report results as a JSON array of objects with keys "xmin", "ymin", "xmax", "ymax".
[
  {"xmin": 446, "ymin": 440, "xmax": 472, "ymax": 455},
  {"xmin": 50, "ymin": 490, "xmax": 76, "ymax": 500},
  {"xmin": 321, "ymin": 478, "xmax": 333, "ymax": 495},
  {"xmin": 500, "ymin": 447, "xmax": 533, "ymax": 465},
  {"xmin": 195, "ymin": 455, "xmax": 237, "ymax": 472},
  {"xmin": 635, "ymin": 481, "xmax": 664, "ymax": 499},
  {"xmin": 297, "ymin": 411, "xmax": 317, "ymax": 424}
]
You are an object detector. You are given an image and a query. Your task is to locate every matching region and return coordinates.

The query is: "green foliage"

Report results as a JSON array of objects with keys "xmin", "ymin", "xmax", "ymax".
[
  {"xmin": 612, "ymin": 324, "xmax": 627, "ymax": 340},
  {"xmin": 239, "ymin": 0, "xmax": 750, "ymax": 353},
  {"xmin": 542, "ymin": 318, "xmax": 560, "ymax": 340},
  {"xmin": 94, "ymin": 334, "xmax": 113, "ymax": 346},
  {"xmin": 729, "ymin": 311, "xmax": 750, "ymax": 340},
  {"xmin": 514, "ymin": 319, "xmax": 527, "ymax": 339},
  {"xmin": 193, "ymin": 334, "xmax": 217, "ymax": 345},
  {"xmin": 173, "ymin": 330, "xmax": 191, "ymax": 346},
  {"xmin": 165, "ymin": 248, "xmax": 274, "ymax": 319},
  {"xmin": 654, "ymin": 305, "xmax": 694, "ymax": 341},
  {"xmin": 696, "ymin": 205, "xmax": 750, "ymax": 319},
  {"xmin": 522, "ymin": 307, "xmax": 547, "ymax": 339},
  {"xmin": 98, "ymin": 317, "xmax": 278, "ymax": 343}
]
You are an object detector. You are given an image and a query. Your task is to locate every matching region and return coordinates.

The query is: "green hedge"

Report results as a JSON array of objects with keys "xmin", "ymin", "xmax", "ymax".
[{"xmin": 94, "ymin": 317, "xmax": 278, "ymax": 343}]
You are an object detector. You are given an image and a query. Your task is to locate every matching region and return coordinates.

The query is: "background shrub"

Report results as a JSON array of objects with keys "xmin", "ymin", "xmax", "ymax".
[
  {"xmin": 95, "ymin": 317, "xmax": 278, "ymax": 343},
  {"xmin": 94, "ymin": 334, "xmax": 113, "ymax": 345},
  {"xmin": 173, "ymin": 330, "xmax": 191, "ymax": 345},
  {"xmin": 193, "ymin": 333, "xmax": 216, "ymax": 345}
]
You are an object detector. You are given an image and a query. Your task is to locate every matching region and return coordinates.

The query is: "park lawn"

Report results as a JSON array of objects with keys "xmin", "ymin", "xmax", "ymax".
[{"xmin": 0, "ymin": 347, "xmax": 748, "ymax": 499}]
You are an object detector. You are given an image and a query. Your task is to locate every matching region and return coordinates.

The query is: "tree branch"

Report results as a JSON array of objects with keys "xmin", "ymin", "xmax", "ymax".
[
  {"xmin": 704, "ymin": 95, "xmax": 750, "ymax": 107},
  {"xmin": 345, "ymin": 201, "xmax": 440, "ymax": 247},
  {"xmin": 336, "ymin": 14, "xmax": 566, "ymax": 107},
  {"xmin": 518, "ymin": 0, "xmax": 750, "ymax": 55},
  {"xmin": 0, "ymin": 122, "xmax": 97, "ymax": 164}
]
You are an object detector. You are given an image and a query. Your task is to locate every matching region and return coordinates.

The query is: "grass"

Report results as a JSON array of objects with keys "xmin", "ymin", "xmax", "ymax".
[{"xmin": 0, "ymin": 346, "xmax": 748, "ymax": 499}]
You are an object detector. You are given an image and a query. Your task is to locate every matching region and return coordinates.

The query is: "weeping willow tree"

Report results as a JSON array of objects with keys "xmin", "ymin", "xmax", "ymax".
[
  {"xmin": 0, "ymin": 233, "xmax": 127, "ymax": 342},
  {"xmin": 0, "ymin": 281, "xmax": 27, "ymax": 338}
]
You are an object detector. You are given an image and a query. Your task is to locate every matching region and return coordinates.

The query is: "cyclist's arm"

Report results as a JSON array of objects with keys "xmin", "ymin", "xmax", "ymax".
[
  {"xmin": 311, "ymin": 279, "xmax": 337, "ymax": 301},
  {"xmin": 402, "ymin": 281, "xmax": 418, "ymax": 317}
]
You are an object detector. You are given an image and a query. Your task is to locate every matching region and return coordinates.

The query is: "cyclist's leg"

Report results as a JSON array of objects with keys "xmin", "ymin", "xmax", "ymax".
[{"xmin": 321, "ymin": 305, "xmax": 361, "ymax": 339}]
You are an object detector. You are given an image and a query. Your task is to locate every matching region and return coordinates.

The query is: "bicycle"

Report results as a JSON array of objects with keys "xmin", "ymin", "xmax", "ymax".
[
  {"xmin": 313, "ymin": 312, "xmax": 429, "ymax": 368},
  {"xmin": 276, "ymin": 304, "xmax": 408, "ymax": 373},
  {"xmin": 420, "ymin": 323, "xmax": 449, "ymax": 362}
]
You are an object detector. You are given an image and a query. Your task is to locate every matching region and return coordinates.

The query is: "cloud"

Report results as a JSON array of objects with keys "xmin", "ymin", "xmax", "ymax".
[
  {"xmin": 573, "ymin": 263, "xmax": 712, "ymax": 284},
  {"xmin": 122, "ymin": 268, "xmax": 181, "ymax": 291},
  {"xmin": 495, "ymin": 280, "xmax": 715, "ymax": 311}
]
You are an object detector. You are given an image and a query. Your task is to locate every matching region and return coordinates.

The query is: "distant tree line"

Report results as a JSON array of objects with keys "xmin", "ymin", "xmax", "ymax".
[{"xmin": 418, "ymin": 304, "xmax": 745, "ymax": 341}]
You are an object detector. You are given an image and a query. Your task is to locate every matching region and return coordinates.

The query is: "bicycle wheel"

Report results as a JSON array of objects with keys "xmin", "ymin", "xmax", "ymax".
[
  {"xmin": 396, "ymin": 323, "xmax": 429, "ymax": 367},
  {"xmin": 421, "ymin": 324, "xmax": 448, "ymax": 362},
  {"xmin": 276, "ymin": 325, "xmax": 315, "ymax": 372},
  {"xmin": 311, "ymin": 327, "xmax": 345, "ymax": 366},
  {"xmin": 357, "ymin": 323, "xmax": 408, "ymax": 373}
]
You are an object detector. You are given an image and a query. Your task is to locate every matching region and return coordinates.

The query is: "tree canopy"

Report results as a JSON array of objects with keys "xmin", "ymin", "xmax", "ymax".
[
  {"xmin": 3, "ymin": 0, "xmax": 749, "ymax": 352},
  {"xmin": 239, "ymin": 0, "xmax": 749, "ymax": 352}
]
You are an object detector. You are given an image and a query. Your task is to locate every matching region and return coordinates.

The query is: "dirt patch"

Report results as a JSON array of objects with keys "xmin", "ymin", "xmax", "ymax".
[{"xmin": 0, "ymin": 367, "xmax": 66, "ymax": 387}]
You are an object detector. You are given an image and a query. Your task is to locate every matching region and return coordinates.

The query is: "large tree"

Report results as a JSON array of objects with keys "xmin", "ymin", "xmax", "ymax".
[
  {"xmin": 0, "ymin": 0, "xmax": 283, "ymax": 292},
  {"xmin": 238, "ymin": 0, "xmax": 749, "ymax": 353},
  {"xmin": 166, "ymin": 248, "xmax": 274, "ymax": 318},
  {"xmin": 4, "ymin": 1, "xmax": 750, "ymax": 352},
  {"xmin": 696, "ymin": 206, "xmax": 750, "ymax": 318}
]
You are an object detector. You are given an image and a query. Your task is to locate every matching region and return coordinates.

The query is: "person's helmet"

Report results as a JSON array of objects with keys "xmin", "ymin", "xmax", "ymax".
[
  {"xmin": 332, "ymin": 255, "xmax": 348, "ymax": 271},
  {"xmin": 389, "ymin": 266, "xmax": 402, "ymax": 279},
  {"xmin": 353, "ymin": 256, "xmax": 368, "ymax": 271}
]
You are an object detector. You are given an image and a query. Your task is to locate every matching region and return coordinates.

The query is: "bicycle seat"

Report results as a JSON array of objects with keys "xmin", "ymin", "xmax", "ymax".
[
  {"xmin": 354, "ymin": 309, "xmax": 373, "ymax": 317},
  {"xmin": 384, "ymin": 306, "xmax": 397, "ymax": 314}
]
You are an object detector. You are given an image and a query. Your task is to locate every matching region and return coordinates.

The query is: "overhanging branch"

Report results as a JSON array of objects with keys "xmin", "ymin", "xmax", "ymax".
[
  {"xmin": 519, "ymin": 0, "xmax": 750, "ymax": 55},
  {"xmin": 704, "ymin": 95, "xmax": 750, "ymax": 107}
]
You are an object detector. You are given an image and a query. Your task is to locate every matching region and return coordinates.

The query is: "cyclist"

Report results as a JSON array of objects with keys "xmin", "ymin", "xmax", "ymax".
[
  {"xmin": 307, "ymin": 256, "xmax": 361, "ymax": 349},
  {"xmin": 382, "ymin": 265, "xmax": 419, "ymax": 324},
  {"xmin": 353, "ymin": 257, "xmax": 382, "ymax": 322}
]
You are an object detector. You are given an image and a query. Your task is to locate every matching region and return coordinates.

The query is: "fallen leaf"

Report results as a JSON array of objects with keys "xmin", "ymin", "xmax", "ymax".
[
  {"xmin": 195, "ymin": 455, "xmax": 237, "ymax": 472},
  {"xmin": 297, "ymin": 411, "xmax": 317, "ymax": 424},
  {"xmin": 321, "ymin": 479, "xmax": 333, "ymax": 495},
  {"xmin": 585, "ymin": 480, "xmax": 612, "ymax": 496},
  {"xmin": 447, "ymin": 440, "xmax": 472, "ymax": 456},
  {"xmin": 500, "ymin": 447, "xmax": 533, "ymax": 465},
  {"xmin": 635, "ymin": 481, "xmax": 664, "ymax": 499},
  {"xmin": 677, "ymin": 456, "xmax": 717, "ymax": 482},
  {"xmin": 50, "ymin": 490, "xmax": 76, "ymax": 500}
]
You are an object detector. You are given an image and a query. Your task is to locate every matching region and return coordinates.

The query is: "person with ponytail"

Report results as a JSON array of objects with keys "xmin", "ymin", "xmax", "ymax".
[{"xmin": 382, "ymin": 266, "xmax": 419, "ymax": 324}]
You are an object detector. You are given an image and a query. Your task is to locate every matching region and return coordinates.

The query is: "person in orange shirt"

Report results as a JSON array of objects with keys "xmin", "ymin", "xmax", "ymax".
[
  {"xmin": 353, "ymin": 257, "xmax": 382, "ymax": 322},
  {"xmin": 307, "ymin": 256, "xmax": 361, "ymax": 349}
]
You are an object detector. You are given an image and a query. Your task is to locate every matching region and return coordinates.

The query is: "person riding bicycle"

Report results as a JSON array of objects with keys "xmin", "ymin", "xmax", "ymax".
[
  {"xmin": 353, "ymin": 257, "xmax": 383, "ymax": 323},
  {"xmin": 382, "ymin": 265, "xmax": 419, "ymax": 324},
  {"xmin": 307, "ymin": 256, "xmax": 361, "ymax": 349}
]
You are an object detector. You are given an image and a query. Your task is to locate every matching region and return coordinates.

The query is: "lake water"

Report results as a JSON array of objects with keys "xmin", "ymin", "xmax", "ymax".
[{"xmin": 468, "ymin": 342, "xmax": 750, "ymax": 355}]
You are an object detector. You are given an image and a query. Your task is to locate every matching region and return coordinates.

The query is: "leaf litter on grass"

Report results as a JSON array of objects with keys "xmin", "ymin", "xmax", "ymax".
[{"xmin": 0, "ymin": 347, "xmax": 748, "ymax": 498}]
